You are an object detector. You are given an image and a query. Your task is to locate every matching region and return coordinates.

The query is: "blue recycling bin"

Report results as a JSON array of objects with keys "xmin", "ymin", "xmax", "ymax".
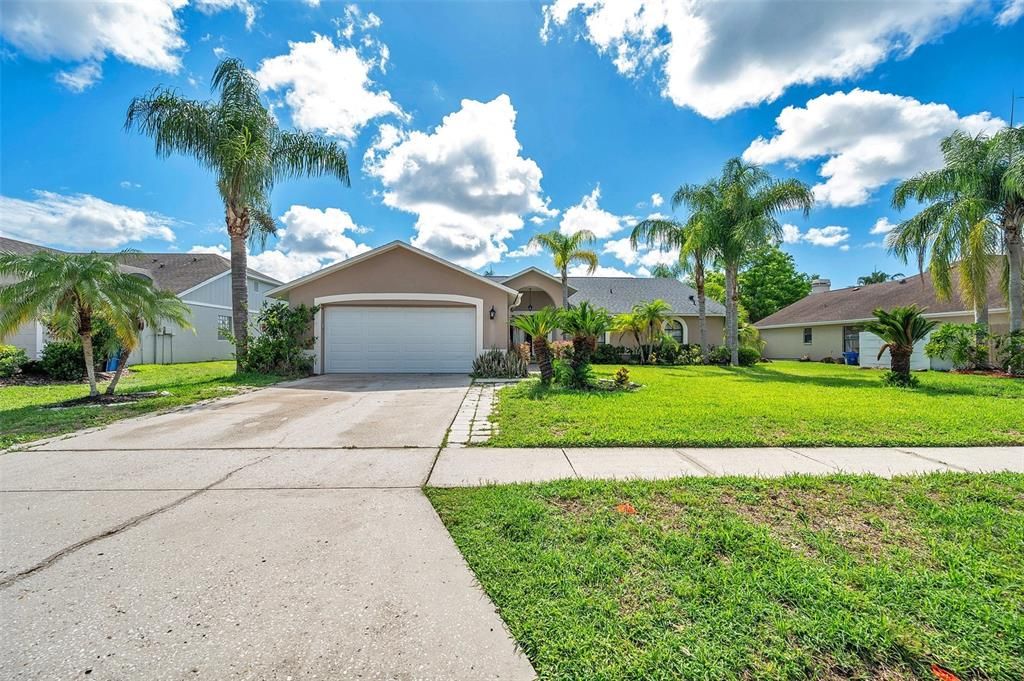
[{"xmin": 842, "ymin": 351, "xmax": 859, "ymax": 366}]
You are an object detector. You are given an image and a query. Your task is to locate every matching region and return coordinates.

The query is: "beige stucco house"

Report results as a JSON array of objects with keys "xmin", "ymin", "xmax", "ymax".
[
  {"xmin": 756, "ymin": 269, "xmax": 1008, "ymax": 368},
  {"xmin": 268, "ymin": 241, "xmax": 725, "ymax": 374}
]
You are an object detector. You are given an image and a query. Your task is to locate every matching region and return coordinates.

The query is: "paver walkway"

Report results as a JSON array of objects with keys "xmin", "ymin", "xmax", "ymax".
[{"xmin": 427, "ymin": 446, "xmax": 1024, "ymax": 486}]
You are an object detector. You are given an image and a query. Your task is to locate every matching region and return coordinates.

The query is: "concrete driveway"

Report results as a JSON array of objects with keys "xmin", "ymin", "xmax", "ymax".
[{"xmin": 0, "ymin": 374, "xmax": 536, "ymax": 680}]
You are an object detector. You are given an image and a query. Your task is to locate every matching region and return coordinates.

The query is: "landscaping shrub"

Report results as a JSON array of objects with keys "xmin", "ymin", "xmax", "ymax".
[
  {"xmin": 882, "ymin": 370, "xmax": 919, "ymax": 388},
  {"xmin": 239, "ymin": 302, "xmax": 318, "ymax": 375},
  {"xmin": 549, "ymin": 340, "xmax": 573, "ymax": 360},
  {"xmin": 925, "ymin": 323, "xmax": 990, "ymax": 370},
  {"xmin": 0, "ymin": 344, "xmax": 29, "ymax": 379},
  {"xmin": 737, "ymin": 346, "xmax": 761, "ymax": 367},
  {"xmin": 553, "ymin": 358, "xmax": 593, "ymax": 388},
  {"xmin": 513, "ymin": 342, "xmax": 531, "ymax": 365},
  {"xmin": 472, "ymin": 348, "xmax": 528, "ymax": 379},
  {"xmin": 706, "ymin": 346, "xmax": 731, "ymax": 365},
  {"xmin": 613, "ymin": 366, "xmax": 630, "ymax": 388},
  {"xmin": 994, "ymin": 330, "xmax": 1024, "ymax": 375},
  {"xmin": 653, "ymin": 335, "xmax": 681, "ymax": 364},
  {"xmin": 40, "ymin": 341, "xmax": 86, "ymax": 380},
  {"xmin": 592, "ymin": 344, "xmax": 628, "ymax": 364},
  {"xmin": 673, "ymin": 344, "xmax": 703, "ymax": 365}
]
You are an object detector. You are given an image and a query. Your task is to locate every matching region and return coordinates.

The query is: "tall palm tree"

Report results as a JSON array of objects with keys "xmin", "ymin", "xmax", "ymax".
[
  {"xmin": 511, "ymin": 307, "xmax": 559, "ymax": 384},
  {"xmin": 890, "ymin": 131, "xmax": 1002, "ymax": 329},
  {"xmin": 529, "ymin": 229, "xmax": 598, "ymax": 307},
  {"xmin": 649, "ymin": 262, "xmax": 683, "ymax": 279},
  {"xmin": 103, "ymin": 287, "xmax": 192, "ymax": 395},
  {"xmin": 631, "ymin": 210, "xmax": 716, "ymax": 354},
  {"xmin": 633, "ymin": 299, "xmax": 672, "ymax": 362},
  {"xmin": 857, "ymin": 270, "xmax": 904, "ymax": 285},
  {"xmin": 993, "ymin": 125, "xmax": 1024, "ymax": 333},
  {"xmin": 0, "ymin": 250, "xmax": 182, "ymax": 397},
  {"xmin": 864, "ymin": 305, "xmax": 938, "ymax": 386},
  {"xmin": 125, "ymin": 58, "xmax": 350, "ymax": 371},
  {"xmin": 704, "ymin": 158, "xmax": 814, "ymax": 366}
]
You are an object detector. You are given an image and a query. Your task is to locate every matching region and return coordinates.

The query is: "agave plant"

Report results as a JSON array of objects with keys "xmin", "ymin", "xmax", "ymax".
[
  {"xmin": 511, "ymin": 307, "xmax": 559, "ymax": 385},
  {"xmin": 863, "ymin": 305, "xmax": 938, "ymax": 387}
]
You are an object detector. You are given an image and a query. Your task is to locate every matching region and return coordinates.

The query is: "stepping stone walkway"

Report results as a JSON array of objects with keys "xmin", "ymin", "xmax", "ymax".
[{"xmin": 446, "ymin": 380, "xmax": 518, "ymax": 447}]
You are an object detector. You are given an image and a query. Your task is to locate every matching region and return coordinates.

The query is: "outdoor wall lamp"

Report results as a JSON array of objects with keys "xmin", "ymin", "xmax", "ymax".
[{"xmin": 489, "ymin": 306, "xmax": 496, "ymax": 320}]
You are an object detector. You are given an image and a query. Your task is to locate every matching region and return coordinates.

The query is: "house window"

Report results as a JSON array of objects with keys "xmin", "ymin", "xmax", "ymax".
[
  {"xmin": 843, "ymin": 325, "xmax": 862, "ymax": 353},
  {"xmin": 217, "ymin": 315, "xmax": 232, "ymax": 341},
  {"xmin": 803, "ymin": 327, "xmax": 813, "ymax": 345},
  {"xmin": 665, "ymin": 320, "xmax": 686, "ymax": 345}
]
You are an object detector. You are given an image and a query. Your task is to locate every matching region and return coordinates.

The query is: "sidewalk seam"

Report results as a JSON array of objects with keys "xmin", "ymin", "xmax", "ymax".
[
  {"xmin": 784, "ymin": 447, "xmax": 842, "ymax": 471},
  {"xmin": 895, "ymin": 447, "xmax": 970, "ymax": 472},
  {"xmin": 672, "ymin": 448, "xmax": 714, "ymax": 475},
  {"xmin": 561, "ymin": 448, "xmax": 580, "ymax": 478}
]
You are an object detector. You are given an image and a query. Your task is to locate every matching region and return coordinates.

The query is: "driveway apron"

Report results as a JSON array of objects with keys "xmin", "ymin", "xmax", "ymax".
[{"xmin": 1, "ymin": 374, "xmax": 536, "ymax": 680}]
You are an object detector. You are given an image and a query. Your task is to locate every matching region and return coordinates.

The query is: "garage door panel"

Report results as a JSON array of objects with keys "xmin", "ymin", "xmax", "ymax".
[{"xmin": 323, "ymin": 306, "xmax": 477, "ymax": 373}]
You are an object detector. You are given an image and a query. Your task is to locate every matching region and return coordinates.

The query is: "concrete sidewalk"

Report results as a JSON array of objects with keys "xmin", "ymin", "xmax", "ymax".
[{"xmin": 427, "ymin": 446, "xmax": 1024, "ymax": 486}]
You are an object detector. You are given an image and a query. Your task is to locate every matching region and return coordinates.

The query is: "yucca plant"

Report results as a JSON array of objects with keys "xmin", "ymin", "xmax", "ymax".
[
  {"xmin": 511, "ymin": 307, "xmax": 559, "ymax": 384},
  {"xmin": 863, "ymin": 305, "xmax": 938, "ymax": 387}
]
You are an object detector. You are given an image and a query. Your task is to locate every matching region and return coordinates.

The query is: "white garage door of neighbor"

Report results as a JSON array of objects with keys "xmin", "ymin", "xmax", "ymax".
[{"xmin": 323, "ymin": 306, "xmax": 477, "ymax": 373}]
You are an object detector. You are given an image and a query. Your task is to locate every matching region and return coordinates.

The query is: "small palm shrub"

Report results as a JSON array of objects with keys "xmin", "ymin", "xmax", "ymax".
[
  {"xmin": 40, "ymin": 341, "xmax": 86, "ymax": 381},
  {"xmin": 864, "ymin": 305, "xmax": 937, "ymax": 387},
  {"xmin": 882, "ymin": 370, "xmax": 920, "ymax": 388},
  {"xmin": 557, "ymin": 302, "xmax": 612, "ymax": 389},
  {"xmin": 472, "ymin": 349, "xmax": 528, "ymax": 379},
  {"xmin": 0, "ymin": 344, "xmax": 29, "ymax": 379}
]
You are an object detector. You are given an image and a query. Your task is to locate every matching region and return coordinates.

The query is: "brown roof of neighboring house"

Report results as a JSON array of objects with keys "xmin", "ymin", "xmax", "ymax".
[
  {"xmin": 755, "ymin": 266, "xmax": 1004, "ymax": 328},
  {"xmin": 0, "ymin": 237, "xmax": 279, "ymax": 294}
]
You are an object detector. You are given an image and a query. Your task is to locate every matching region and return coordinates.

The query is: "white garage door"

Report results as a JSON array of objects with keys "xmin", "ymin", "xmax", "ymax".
[{"xmin": 323, "ymin": 306, "xmax": 477, "ymax": 373}]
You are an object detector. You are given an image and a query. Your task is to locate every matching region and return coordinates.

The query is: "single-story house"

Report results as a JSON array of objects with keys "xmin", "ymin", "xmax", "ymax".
[
  {"xmin": 0, "ymin": 236, "xmax": 281, "ymax": 365},
  {"xmin": 267, "ymin": 240, "xmax": 725, "ymax": 374},
  {"xmin": 755, "ymin": 269, "xmax": 1008, "ymax": 369}
]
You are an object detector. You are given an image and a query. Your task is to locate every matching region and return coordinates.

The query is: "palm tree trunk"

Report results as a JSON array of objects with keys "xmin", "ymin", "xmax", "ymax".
[
  {"xmin": 891, "ymin": 348, "xmax": 912, "ymax": 383},
  {"xmin": 227, "ymin": 210, "xmax": 250, "ymax": 373},
  {"xmin": 561, "ymin": 267, "xmax": 570, "ymax": 309},
  {"xmin": 696, "ymin": 263, "xmax": 707, "ymax": 354},
  {"xmin": 1007, "ymin": 216, "xmax": 1023, "ymax": 334},
  {"xmin": 725, "ymin": 263, "xmax": 739, "ymax": 366},
  {"xmin": 533, "ymin": 337, "xmax": 552, "ymax": 384},
  {"xmin": 105, "ymin": 347, "xmax": 131, "ymax": 396},
  {"xmin": 80, "ymin": 332, "xmax": 99, "ymax": 397}
]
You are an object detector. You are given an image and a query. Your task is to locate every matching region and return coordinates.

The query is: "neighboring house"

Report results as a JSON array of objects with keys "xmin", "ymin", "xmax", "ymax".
[
  {"xmin": 755, "ymin": 269, "xmax": 1008, "ymax": 369},
  {"xmin": 0, "ymin": 237, "xmax": 281, "ymax": 365},
  {"xmin": 268, "ymin": 240, "xmax": 725, "ymax": 374}
]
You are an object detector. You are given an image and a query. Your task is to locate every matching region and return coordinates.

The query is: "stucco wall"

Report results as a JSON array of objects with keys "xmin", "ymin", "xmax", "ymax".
[
  {"xmin": 503, "ymin": 271, "xmax": 564, "ymax": 310},
  {"xmin": 277, "ymin": 246, "xmax": 515, "ymax": 350}
]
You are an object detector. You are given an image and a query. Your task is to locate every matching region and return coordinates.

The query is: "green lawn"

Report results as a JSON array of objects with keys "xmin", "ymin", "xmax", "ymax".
[
  {"xmin": 428, "ymin": 474, "xmax": 1024, "ymax": 680},
  {"xmin": 489, "ymin": 362, "xmax": 1024, "ymax": 447},
  {"xmin": 0, "ymin": 361, "xmax": 281, "ymax": 449}
]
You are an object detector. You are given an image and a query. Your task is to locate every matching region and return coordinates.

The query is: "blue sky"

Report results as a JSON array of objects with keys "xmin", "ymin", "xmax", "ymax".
[{"xmin": 1, "ymin": 0, "xmax": 1021, "ymax": 287}]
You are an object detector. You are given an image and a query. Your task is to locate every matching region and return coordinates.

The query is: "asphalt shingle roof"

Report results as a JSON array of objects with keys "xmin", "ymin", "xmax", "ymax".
[
  {"xmin": 0, "ymin": 237, "xmax": 279, "ymax": 293},
  {"xmin": 755, "ymin": 266, "xmax": 1002, "ymax": 328}
]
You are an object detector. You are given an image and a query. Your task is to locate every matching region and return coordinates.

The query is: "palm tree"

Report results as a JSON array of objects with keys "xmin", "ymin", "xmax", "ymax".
[
  {"xmin": 890, "ymin": 131, "xmax": 1002, "ymax": 329},
  {"xmin": 558, "ymin": 301, "xmax": 611, "ymax": 386},
  {"xmin": 103, "ymin": 287, "xmax": 192, "ymax": 395},
  {"xmin": 0, "ymin": 250, "xmax": 183, "ymax": 397},
  {"xmin": 703, "ymin": 158, "xmax": 814, "ymax": 366},
  {"xmin": 649, "ymin": 262, "xmax": 683, "ymax": 278},
  {"xmin": 125, "ymin": 58, "xmax": 350, "ymax": 371},
  {"xmin": 857, "ymin": 270, "xmax": 904, "ymax": 285},
  {"xmin": 633, "ymin": 299, "xmax": 672, "ymax": 362},
  {"xmin": 631, "ymin": 213, "xmax": 716, "ymax": 354},
  {"xmin": 612, "ymin": 312, "xmax": 645, "ymax": 362},
  {"xmin": 511, "ymin": 307, "xmax": 559, "ymax": 384},
  {"xmin": 863, "ymin": 305, "xmax": 938, "ymax": 386},
  {"xmin": 529, "ymin": 230, "xmax": 599, "ymax": 307}
]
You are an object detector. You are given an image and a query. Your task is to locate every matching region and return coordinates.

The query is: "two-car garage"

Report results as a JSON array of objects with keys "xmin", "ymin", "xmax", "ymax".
[{"xmin": 266, "ymin": 242, "xmax": 518, "ymax": 374}]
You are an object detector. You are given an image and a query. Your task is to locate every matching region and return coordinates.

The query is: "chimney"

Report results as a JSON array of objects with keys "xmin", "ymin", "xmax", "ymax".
[{"xmin": 810, "ymin": 278, "xmax": 831, "ymax": 295}]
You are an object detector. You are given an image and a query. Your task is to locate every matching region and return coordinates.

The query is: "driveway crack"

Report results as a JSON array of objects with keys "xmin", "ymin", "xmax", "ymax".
[{"xmin": 0, "ymin": 452, "xmax": 277, "ymax": 590}]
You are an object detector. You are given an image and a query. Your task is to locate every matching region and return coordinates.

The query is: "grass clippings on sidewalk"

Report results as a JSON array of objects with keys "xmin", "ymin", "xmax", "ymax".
[{"xmin": 428, "ymin": 473, "xmax": 1024, "ymax": 680}]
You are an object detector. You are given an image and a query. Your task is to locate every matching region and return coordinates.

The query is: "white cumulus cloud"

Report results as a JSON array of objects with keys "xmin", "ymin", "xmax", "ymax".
[
  {"xmin": 568, "ymin": 263, "xmax": 635, "ymax": 277},
  {"xmin": 507, "ymin": 241, "xmax": 543, "ymax": 258},
  {"xmin": 365, "ymin": 95, "xmax": 552, "ymax": 269},
  {"xmin": 193, "ymin": 0, "xmax": 257, "ymax": 30},
  {"xmin": 650, "ymin": 192, "xmax": 664, "ymax": 207},
  {"xmin": 189, "ymin": 205, "xmax": 372, "ymax": 282},
  {"xmin": 559, "ymin": 186, "xmax": 632, "ymax": 239},
  {"xmin": 1, "ymin": 190, "xmax": 176, "ymax": 249},
  {"xmin": 871, "ymin": 217, "xmax": 897, "ymax": 235},
  {"xmin": 540, "ymin": 0, "xmax": 994, "ymax": 119},
  {"xmin": 996, "ymin": 0, "xmax": 1024, "ymax": 25},
  {"xmin": 781, "ymin": 223, "xmax": 802, "ymax": 244},
  {"xmin": 781, "ymin": 223, "xmax": 850, "ymax": 247},
  {"xmin": 743, "ymin": 89, "xmax": 1004, "ymax": 206},
  {"xmin": 256, "ymin": 32, "xmax": 403, "ymax": 141},
  {"xmin": 54, "ymin": 62, "xmax": 102, "ymax": 92}
]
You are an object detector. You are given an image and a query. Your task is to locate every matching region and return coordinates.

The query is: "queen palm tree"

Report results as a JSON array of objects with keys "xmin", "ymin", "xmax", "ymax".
[
  {"xmin": 102, "ymin": 287, "xmax": 192, "ymax": 395},
  {"xmin": 612, "ymin": 311, "xmax": 646, "ymax": 362},
  {"xmin": 864, "ymin": 305, "xmax": 938, "ymax": 387},
  {"xmin": 890, "ymin": 131, "xmax": 1002, "ymax": 330},
  {"xmin": 633, "ymin": 299, "xmax": 672, "ymax": 362},
  {"xmin": 125, "ymin": 58, "xmax": 350, "ymax": 371},
  {"xmin": 511, "ymin": 307, "xmax": 559, "ymax": 384},
  {"xmin": 649, "ymin": 262, "xmax": 683, "ymax": 278},
  {"xmin": 703, "ymin": 158, "xmax": 814, "ymax": 366},
  {"xmin": 0, "ymin": 250, "xmax": 186, "ymax": 397},
  {"xmin": 529, "ymin": 229, "xmax": 598, "ymax": 307},
  {"xmin": 631, "ymin": 208, "xmax": 717, "ymax": 354}
]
